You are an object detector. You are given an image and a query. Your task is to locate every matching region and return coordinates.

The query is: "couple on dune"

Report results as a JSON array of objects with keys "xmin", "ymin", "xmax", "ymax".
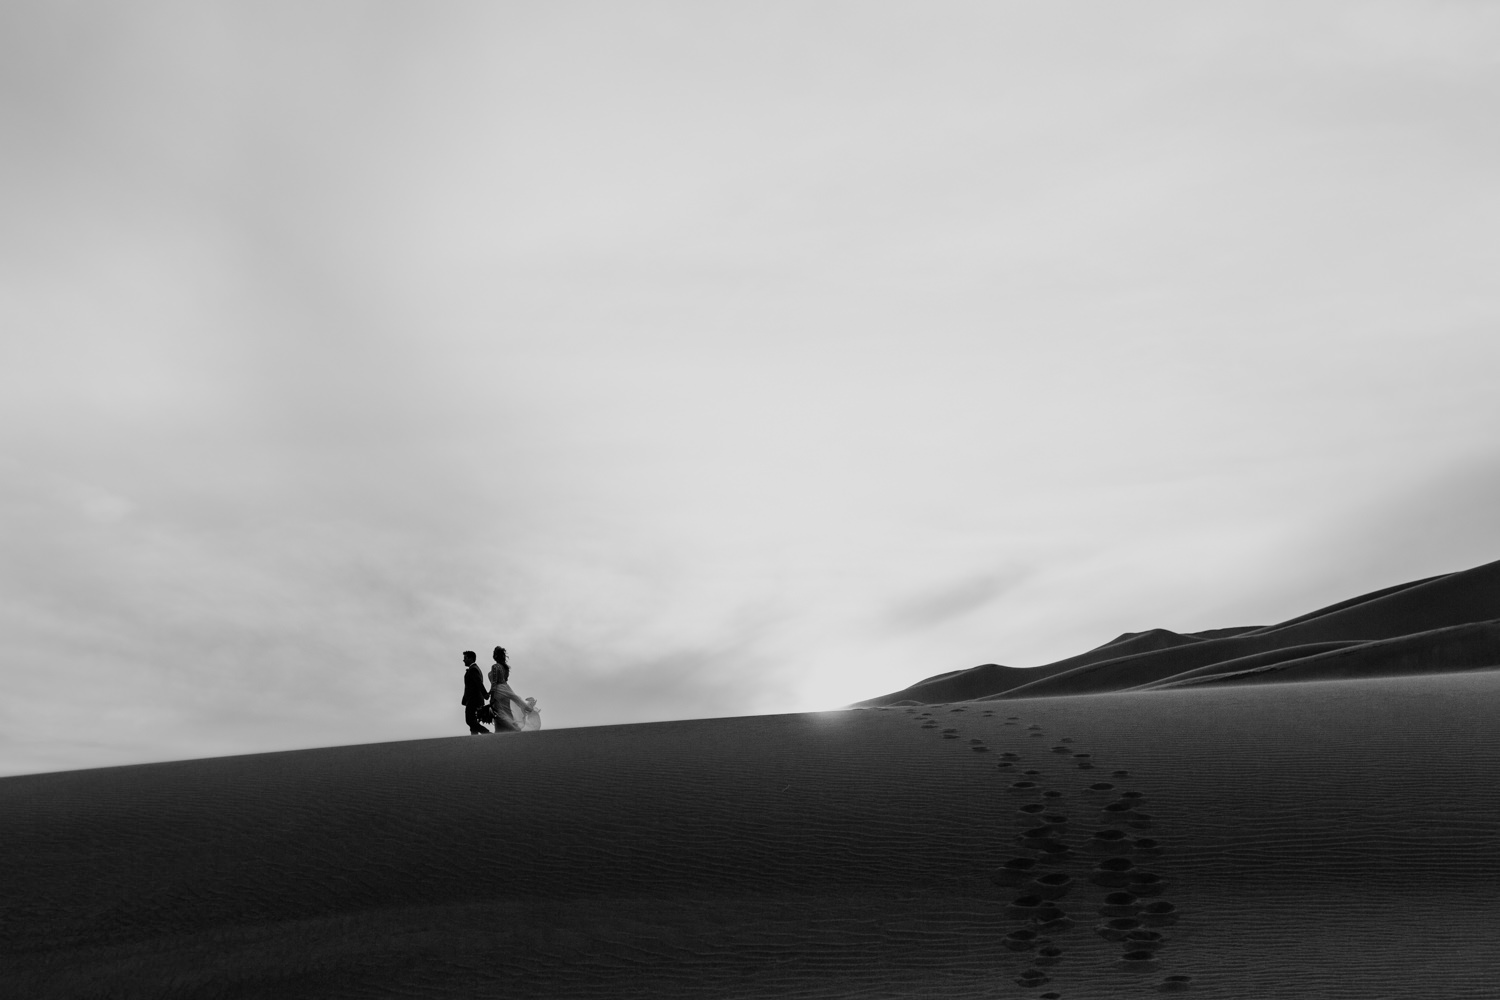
[{"xmin": 461, "ymin": 647, "xmax": 537, "ymax": 734}]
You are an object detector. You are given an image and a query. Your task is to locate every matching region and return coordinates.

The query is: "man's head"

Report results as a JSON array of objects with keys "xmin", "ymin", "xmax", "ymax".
[{"xmin": 463, "ymin": 650, "xmax": 476, "ymax": 666}]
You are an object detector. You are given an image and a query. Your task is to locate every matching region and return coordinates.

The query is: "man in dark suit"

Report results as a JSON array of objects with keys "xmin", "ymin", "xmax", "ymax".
[{"xmin": 461, "ymin": 650, "xmax": 490, "ymax": 734}]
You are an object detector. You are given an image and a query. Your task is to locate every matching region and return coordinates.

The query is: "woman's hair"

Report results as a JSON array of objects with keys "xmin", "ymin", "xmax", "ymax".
[
  {"xmin": 493, "ymin": 646, "xmax": 508, "ymax": 664},
  {"xmin": 493, "ymin": 646, "xmax": 510, "ymax": 683}
]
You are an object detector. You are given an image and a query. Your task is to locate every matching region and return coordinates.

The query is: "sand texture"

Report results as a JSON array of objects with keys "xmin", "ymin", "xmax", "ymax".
[
  {"xmin": 7, "ymin": 561, "xmax": 1500, "ymax": 998},
  {"xmin": 5, "ymin": 667, "xmax": 1500, "ymax": 998}
]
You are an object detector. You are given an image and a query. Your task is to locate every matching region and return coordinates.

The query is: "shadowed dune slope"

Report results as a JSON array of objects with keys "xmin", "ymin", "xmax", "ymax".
[
  {"xmin": 859, "ymin": 557, "xmax": 1500, "ymax": 704},
  {"xmin": 855, "ymin": 628, "xmax": 1209, "ymax": 706},
  {"xmin": 1143, "ymin": 620, "xmax": 1500, "ymax": 690},
  {"xmin": 1184, "ymin": 625, "xmax": 1262, "ymax": 639},
  {"xmin": 7, "ymin": 673, "xmax": 1500, "ymax": 998}
]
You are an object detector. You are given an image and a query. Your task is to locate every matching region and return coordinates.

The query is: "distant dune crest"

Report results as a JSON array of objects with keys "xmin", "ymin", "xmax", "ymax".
[{"xmin": 858, "ymin": 558, "xmax": 1500, "ymax": 705}]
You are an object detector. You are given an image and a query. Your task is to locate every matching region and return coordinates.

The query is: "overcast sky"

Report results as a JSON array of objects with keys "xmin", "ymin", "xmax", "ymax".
[{"xmin": 3, "ymin": 1, "xmax": 1499, "ymax": 776}]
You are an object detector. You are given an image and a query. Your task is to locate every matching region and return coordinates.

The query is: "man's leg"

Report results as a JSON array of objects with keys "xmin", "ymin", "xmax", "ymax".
[{"xmin": 465, "ymin": 704, "xmax": 490, "ymax": 735}]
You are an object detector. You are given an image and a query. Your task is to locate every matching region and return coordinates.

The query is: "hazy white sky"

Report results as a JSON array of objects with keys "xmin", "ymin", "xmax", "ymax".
[{"xmin": 3, "ymin": 1, "xmax": 1499, "ymax": 775}]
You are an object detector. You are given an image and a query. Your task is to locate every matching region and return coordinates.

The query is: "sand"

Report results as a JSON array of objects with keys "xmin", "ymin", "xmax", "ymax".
[{"xmin": 6, "ymin": 561, "xmax": 1500, "ymax": 998}]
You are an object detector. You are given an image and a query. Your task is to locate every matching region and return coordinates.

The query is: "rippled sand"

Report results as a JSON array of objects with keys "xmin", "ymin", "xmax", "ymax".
[{"xmin": 5, "ymin": 667, "xmax": 1500, "ymax": 998}]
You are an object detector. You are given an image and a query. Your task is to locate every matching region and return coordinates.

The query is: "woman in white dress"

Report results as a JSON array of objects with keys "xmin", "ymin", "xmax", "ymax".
[{"xmin": 488, "ymin": 647, "xmax": 530, "ymax": 732}]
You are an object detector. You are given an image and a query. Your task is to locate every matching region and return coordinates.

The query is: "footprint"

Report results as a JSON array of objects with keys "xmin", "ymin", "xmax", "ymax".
[
  {"xmin": 1040, "ymin": 790, "xmax": 1065, "ymax": 804},
  {"xmin": 1059, "ymin": 737, "xmax": 1074, "ymax": 743},
  {"xmin": 1085, "ymin": 782, "xmax": 1117, "ymax": 793},
  {"xmin": 1140, "ymin": 900, "xmax": 1178, "ymax": 925},
  {"xmin": 1099, "ymin": 891, "xmax": 1140, "ymax": 917},
  {"xmin": 1025, "ymin": 872, "xmax": 1074, "ymax": 900},
  {"xmin": 1112, "ymin": 770, "xmax": 1130, "ymax": 778},
  {"xmin": 1124, "ymin": 929, "xmax": 1167, "ymax": 951},
  {"xmin": 1051, "ymin": 745, "xmax": 1073, "ymax": 754},
  {"xmin": 1018, "ymin": 824, "xmax": 1055, "ymax": 841},
  {"xmin": 1000, "ymin": 752, "xmax": 1022, "ymax": 760},
  {"xmin": 1158, "ymin": 973, "xmax": 1193, "ymax": 991},
  {"xmin": 1127, "ymin": 813, "xmax": 1155, "ymax": 830},
  {"xmin": 1008, "ymin": 780, "xmax": 1042, "ymax": 795},
  {"xmin": 1032, "ymin": 842, "xmax": 1072, "ymax": 864},
  {"xmin": 1077, "ymin": 762, "xmax": 1096, "ymax": 770},
  {"xmin": 996, "ymin": 761, "xmax": 1015, "ymax": 770},
  {"xmin": 990, "ymin": 857, "xmax": 1039, "ymax": 886},
  {"xmin": 1019, "ymin": 803, "xmax": 1047, "ymax": 815},
  {"xmin": 1027, "ymin": 724, "xmax": 1043, "ymax": 730},
  {"xmin": 1005, "ymin": 894, "xmax": 1045, "ymax": 919},
  {"xmin": 1090, "ymin": 857, "xmax": 1136, "ymax": 887},
  {"xmin": 1002, "ymin": 928, "xmax": 1042, "ymax": 951},
  {"xmin": 971, "ymin": 745, "xmax": 991, "ymax": 752},
  {"xmin": 1116, "ymin": 950, "xmax": 1161, "ymax": 972},
  {"xmin": 1017, "ymin": 833, "xmax": 1069, "ymax": 854},
  {"xmin": 1072, "ymin": 753, "xmax": 1093, "ymax": 760},
  {"xmin": 1029, "ymin": 732, "xmax": 1046, "ymax": 738},
  {"xmin": 942, "ymin": 733, "xmax": 960, "ymax": 740},
  {"xmin": 1033, "ymin": 945, "xmax": 1065, "ymax": 966},
  {"xmin": 949, "ymin": 707, "xmax": 966, "ymax": 712},
  {"xmin": 1089, "ymin": 829, "xmax": 1132, "ymax": 854},
  {"xmin": 1015, "ymin": 969, "xmax": 1051, "ymax": 988},
  {"xmin": 1094, "ymin": 916, "xmax": 1143, "ymax": 941},
  {"xmin": 1128, "ymin": 872, "xmax": 1168, "ymax": 896},
  {"xmin": 1034, "ymin": 905, "xmax": 1073, "ymax": 931},
  {"xmin": 1133, "ymin": 838, "xmax": 1165, "ymax": 857}
]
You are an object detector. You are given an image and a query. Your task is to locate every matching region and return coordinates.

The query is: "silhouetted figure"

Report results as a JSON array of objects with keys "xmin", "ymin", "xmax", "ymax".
[
  {"xmin": 461, "ymin": 650, "xmax": 490, "ymax": 734},
  {"xmin": 488, "ymin": 646, "xmax": 528, "ymax": 733}
]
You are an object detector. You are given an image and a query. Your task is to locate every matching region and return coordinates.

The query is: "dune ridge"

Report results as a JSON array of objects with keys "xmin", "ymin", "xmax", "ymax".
[
  {"xmin": 7, "ymin": 671, "xmax": 1500, "ymax": 997},
  {"xmin": 859, "ymin": 557, "xmax": 1500, "ymax": 705},
  {"xmin": 9, "ymin": 556, "xmax": 1500, "ymax": 997}
]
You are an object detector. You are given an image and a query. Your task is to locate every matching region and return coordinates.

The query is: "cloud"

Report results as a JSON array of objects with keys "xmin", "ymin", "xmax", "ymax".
[{"xmin": 882, "ymin": 572, "xmax": 1028, "ymax": 633}]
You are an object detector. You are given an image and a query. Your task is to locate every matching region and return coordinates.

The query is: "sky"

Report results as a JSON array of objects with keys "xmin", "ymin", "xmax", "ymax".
[{"xmin": 2, "ymin": 1, "xmax": 1499, "ymax": 777}]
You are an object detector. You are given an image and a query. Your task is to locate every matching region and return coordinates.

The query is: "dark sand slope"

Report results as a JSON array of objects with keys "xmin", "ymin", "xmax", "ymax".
[
  {"xmin": 8, "ymin": 673, "xmax": 1500, "ymax": 998},
  {"xmin": 1139, "ymin": 621, "xmax": 1500, "ymax": 690},
  {"xmin": 873, "ymin": 629, "xmax": 1216, "ymax": 705},
  {"xmin": 859, "ymin": 558, "xmax": 1500, "ymax": 704}
]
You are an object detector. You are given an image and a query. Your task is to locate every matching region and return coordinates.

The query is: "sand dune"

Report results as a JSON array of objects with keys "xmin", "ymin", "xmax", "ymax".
[
  {"xmin": 1142, "ymin": 620, "xmax": 1500, "ymax": 691},
  {"xmin": 7, "ymin": 670, "xmax": 1500, "ymax": 997},
  {"xmin": 861, "ymin": 557, "xmax": 1500, "ymax": 704},
  {"xmin": 7, "ymin": 558, "xmax": 1500, "ymax": 997}
]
